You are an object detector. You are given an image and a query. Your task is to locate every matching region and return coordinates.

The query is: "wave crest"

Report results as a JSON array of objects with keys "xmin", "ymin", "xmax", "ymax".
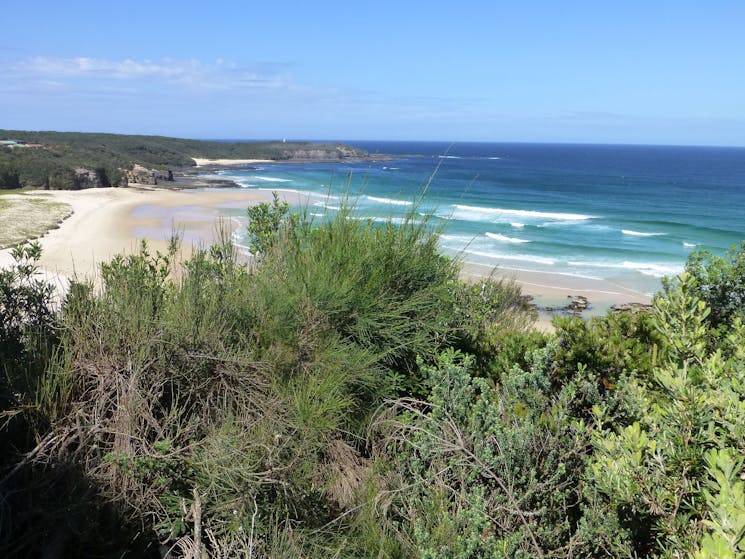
[
  {"xmin": 485, "ymin": 232, "xmax": 530, "ymax": 243},
  {"xmin": 449, "ymin": 204, "xmax": 593, "ymax": 222},
  {"xmin": 366, "ymin": 195, "xmax": 412, "ymax": 206},
  {"xmin": 622, "ymin": 229, "xmax": 666, "ymax": 237},
  {"xmin": 252, "ymin": 176, "xmax": 292, "ymax": 183}
]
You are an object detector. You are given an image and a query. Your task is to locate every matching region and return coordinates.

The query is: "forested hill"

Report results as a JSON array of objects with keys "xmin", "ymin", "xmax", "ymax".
[{"xmin": 0, "ymin": 130, "xmax": 368, "ymax": 189}]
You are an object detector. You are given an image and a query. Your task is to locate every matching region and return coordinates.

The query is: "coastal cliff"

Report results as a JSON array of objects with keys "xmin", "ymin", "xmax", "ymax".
[{"xmin": 0, "ymin": 130, "xmax": 369, "ymax": 190}]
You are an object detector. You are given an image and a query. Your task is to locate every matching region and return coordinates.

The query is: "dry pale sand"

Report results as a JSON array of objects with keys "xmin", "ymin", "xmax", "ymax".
[
  {"xmin": 465, "ymin": 265, "xmax": 653, "ymax": 332},
  {"xmin": 462, "ymin": 262, "xmax": 652, "ymax": 317},
  {"xmin": 0, "ymin": 187, "xmax": 284, "ymax": 289},
  {"xmin": 191, "ymin": 157, "xmax": 274, "ymax": 167}
]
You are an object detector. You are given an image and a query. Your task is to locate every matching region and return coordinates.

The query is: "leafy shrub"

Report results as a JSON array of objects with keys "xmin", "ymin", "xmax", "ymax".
[
  {"xmin": 667, "ymin": 242, "xmax": 745, "ymax": 338},
  {"xmin": 449, "ymin": 277, "xmax": 542, "ymax": 378},
  {"xmin": 371, "ymin": 348, "xmax": 592, "ymax": 558},
  {"xmin": 249, "ymin": 202, "xmax": 462, "ymax": 389},
  {"xmin": 0, "ymin": 242, "xmax": 57, "ymax": 448},
  {"xmin": 246, "ymin": 191, "xmax": 297, "ymax": 257},
  {"xmin": 583, "ymin": 272, "xmax": 745, "ymax": 558},
  {"xmin": 3, "ymin": 202, "xmax": 532, "ymax": 555}
]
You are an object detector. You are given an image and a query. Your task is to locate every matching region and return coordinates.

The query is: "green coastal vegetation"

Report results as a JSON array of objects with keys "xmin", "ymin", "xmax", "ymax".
[
  {"xmin": 1, "ymin": 197, "xmax": 745, "ymax": 558},
  {"xmin": 0, "ymin": 191, "xmax": 72, "ymax": 248},
  {"xmin": 0, "ymin": 130, "xmax": 368, "ymax": 189}
]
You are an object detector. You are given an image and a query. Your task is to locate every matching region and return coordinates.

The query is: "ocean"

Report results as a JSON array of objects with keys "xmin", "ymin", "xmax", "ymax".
[{"xmin": 206, "ymin": 142, "xmax": 745, "ymax": 296}]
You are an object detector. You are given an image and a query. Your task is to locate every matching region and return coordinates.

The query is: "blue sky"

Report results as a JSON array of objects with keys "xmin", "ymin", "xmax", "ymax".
[{"xmin": 1, "ymin": 1, "xmax": 744, "ymax": 145}]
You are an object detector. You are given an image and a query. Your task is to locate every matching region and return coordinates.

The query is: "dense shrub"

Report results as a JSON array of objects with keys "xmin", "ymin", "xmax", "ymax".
[
  {"xmin": 667, "ymin": 242, "xmax": 745, "ymax": 337},
  {"xmin": 3, "ymin": 200, "xmax": 741, "ymax": 557},
  {"xmin": 370, "ymin": 347, "xmax": 592, "ymax": 558},
  {"xmin": 2, "ymin": 202, "xmax": 532, "ymax": 556},
  {"xmin": 0, "ymin": 129, "xmax": 368, "ymax": 188},
  {"xmin": 582, "ymin": 272, "xmax": 745, "ymax": 558},
  {"xmin": 0, "ymin": 242, "xmax": 57, "ymax": 449}
]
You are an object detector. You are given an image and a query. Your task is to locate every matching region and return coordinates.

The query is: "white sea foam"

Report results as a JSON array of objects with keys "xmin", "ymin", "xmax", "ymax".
[
  {"xmin": 438, "ymin": 155, "xmax": 461, "ymax": 159},
  {"xmin": 510, "ymin": 223, "xmax": 525, "ymax": 228},
  {"xmin": 683, "ymin": 242, "xmax": 698, "ymax": 248},
  {"xmin": 438, "ymin": 234, "xmax": 478, "ymax": 251},
  {"xmin": 439, "ymin": 234, "xmax": 477, "ymax": 243},
  {"xmin": 485, "ymin": 232, "xmax": 530, "ymax": 244},
  {"xmin": 252, "ymin": 176, "xmax": 292, "ymax": 183},
  {"xmin": 255, "ymin": 187, "xmax": 307, "ymax": 196},
  {"xmin": 208, "ymin": 173, "xmax": 256, "ymax": 188},
  {"xmin": 626, "ymin": 262, "xmax": 683, "ymax": 277},
  {"xmin": 568, "ymin": 260, "xmax": 683, "ymax": 278},
  {"xmin": 462, "ymin": 249, "xmax": 557, "ymax": 266},
  {"xmin": 308, "ymin": 192, "xmax": 340, "ymax": 201},
  {"xmin": 313, "ymin": 201, "xmax": 340, "ymax": 211},
  {"xmin": 622, "ymin": 229, "xmax": 666, "ymax": 237},
  {"xmin": 449, "ymin": 204, "xmax": 593, "ymax": 222},
  {"xmin": 366, "ymin": 195, "xmax": 412, "ymax": 206},
  {"xmin": 488, "ymin": 157, "xmax": 501, "ymax": 160}
]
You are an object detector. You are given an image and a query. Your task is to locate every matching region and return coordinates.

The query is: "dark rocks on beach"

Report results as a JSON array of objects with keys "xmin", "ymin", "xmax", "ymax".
[
  {"xmin": 541, "ymin": 295, "xmax": 591, "ymax": 317},
  {"xmin": 610, "ymin": 302, "xmax": 653, "ymax": 315},
  {"xmin": 566, "ymin": 295, "xmax": 589, "ymax": 313}
]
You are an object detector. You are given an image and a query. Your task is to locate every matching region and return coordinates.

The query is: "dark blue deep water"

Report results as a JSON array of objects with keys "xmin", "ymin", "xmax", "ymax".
[{"xmin": 209, "ymin": 142, "xmax": 745, "ymax": 295}]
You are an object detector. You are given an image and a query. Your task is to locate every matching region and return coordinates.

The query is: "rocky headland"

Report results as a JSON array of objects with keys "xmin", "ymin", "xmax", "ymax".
[{"xmin": 0, "ymin": 130, "xmax": 377, "ymax": 190}]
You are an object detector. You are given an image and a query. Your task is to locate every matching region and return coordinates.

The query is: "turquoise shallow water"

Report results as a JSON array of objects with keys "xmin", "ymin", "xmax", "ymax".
[{"xmin": 206, "ymin": 142, "xmax": 745, "ymax": 296}]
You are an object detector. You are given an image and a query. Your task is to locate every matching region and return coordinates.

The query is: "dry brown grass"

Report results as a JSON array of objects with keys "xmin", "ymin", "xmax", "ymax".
[{"xmin": 0, "ymin": 192, "xmax": 72, "ymax": 248}]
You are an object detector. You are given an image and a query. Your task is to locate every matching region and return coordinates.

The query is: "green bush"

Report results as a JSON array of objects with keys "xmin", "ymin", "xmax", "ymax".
[
  {"xmin": 246, "ymin": 191, "xmax": 297, "ymax": 257},
  {"xmin": 583, "ymin": 272, "xmax": 745, "ymax": 557},
  {"xmin": 0, "ymin": 242, "xmax": 57, "ymax": 448},
  {"xmin": 1, "ymin": 201, "xmax": 539, "ymax": 555},
  {"xmin": 371, "ymin": 347, "xmax": 592, "ymax": 558},
  {"xmin": 667, "ymin": 242, "xmax": 745, "ymax": 338}
]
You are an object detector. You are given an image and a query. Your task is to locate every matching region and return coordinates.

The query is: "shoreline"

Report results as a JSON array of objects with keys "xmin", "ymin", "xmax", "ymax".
[
  {"xmin": 0, "ymin": 185, "xmax": 654, "ymax": 328},
  {"xmin": 0, "ymin": 187, "xmax": 282, "ymax": 289},
  {"xmin": 461, "ymin": 261, "xmax": 652, "ymax": 316}
]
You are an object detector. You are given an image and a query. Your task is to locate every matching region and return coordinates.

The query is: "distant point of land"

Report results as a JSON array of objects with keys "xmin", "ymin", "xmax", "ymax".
[{"xmin": 0, "ymin": 129, "xmax": 372, "ymax": 190}]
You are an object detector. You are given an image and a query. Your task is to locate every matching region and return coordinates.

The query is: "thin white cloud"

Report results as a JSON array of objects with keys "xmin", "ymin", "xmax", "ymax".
[{"xmin": 12, "ymin": 56, "xmax": 289, "ymax": 91}]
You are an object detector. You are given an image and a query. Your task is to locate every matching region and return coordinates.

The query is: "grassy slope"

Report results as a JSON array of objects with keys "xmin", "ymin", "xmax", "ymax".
[{"xmin": 0, "ymin": 191, "xmax": 72, "ymax": 248}]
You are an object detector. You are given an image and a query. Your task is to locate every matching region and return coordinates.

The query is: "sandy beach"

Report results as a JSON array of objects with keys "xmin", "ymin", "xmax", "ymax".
[
  {"xmin": 0, "ymin": 187, "xmax": 282, "ymax": 289},
  {"xmin": 191, "ymin": 157, "xmax": 274, "ymax": 167},
  {"xmin": 462, "ymin": 262, "xmax": 652, "ymax": 314},
  {"xmin": 0, "ymin": 186, "xmax": 652, "ymax": 326}
]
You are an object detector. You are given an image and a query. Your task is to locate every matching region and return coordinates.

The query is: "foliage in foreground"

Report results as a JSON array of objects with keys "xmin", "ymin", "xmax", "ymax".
[
  {"xmin": 0, "ymin": 206, "xmax": 743, "ymax": 558},
  {"xmin": 0, "ymin": 202, "xmax": 534, "ymax": 556}
]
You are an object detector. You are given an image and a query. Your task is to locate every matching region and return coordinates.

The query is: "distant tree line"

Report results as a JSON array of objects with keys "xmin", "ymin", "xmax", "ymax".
[{"xmin": 0, "ymin": 130, "xmax": 368, "ymax": 189}]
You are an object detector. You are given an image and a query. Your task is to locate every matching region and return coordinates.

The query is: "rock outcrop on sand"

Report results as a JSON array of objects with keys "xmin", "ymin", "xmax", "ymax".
[
  {"xmin": 74, "ymin": 167, "xmax": 106, "ymax": 189},
  {"xmin": 542, "ymin": 295, "xmax": 591, "ymax": 316},
  {"xmin": 123, "ymin": 164, "xmax": 174, "ymax": 186}
]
